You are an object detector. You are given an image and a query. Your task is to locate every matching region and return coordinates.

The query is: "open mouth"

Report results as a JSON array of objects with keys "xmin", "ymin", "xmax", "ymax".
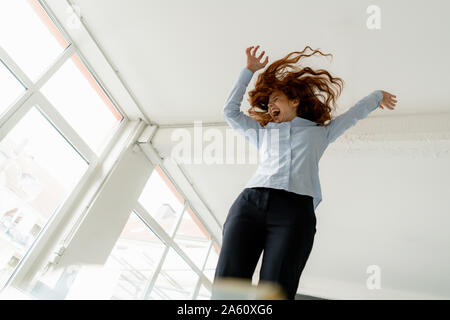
[{"xmin": 270, "ymin": 109, "xmax": 281, "ymax": 120}]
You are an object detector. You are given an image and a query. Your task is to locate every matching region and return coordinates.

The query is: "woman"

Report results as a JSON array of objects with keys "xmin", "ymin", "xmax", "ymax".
[{"xmin": 212, "ymin": 45, "xmax": 397, "ymax": 300}]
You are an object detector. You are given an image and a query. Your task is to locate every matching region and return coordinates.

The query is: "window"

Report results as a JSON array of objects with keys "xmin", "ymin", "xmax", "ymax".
[
  {"xmin": 0, "ymin": 0, "xmax": 124, "ymax": 292},
  {"xmin": 24, "ymin": 165, "xmax": 220, "ymax": 300},
  {"xmin": 196, "ymin": 283, "xmax": 212, "ymax": 300},
  {"xmin": 138, "ymin": 166, "xmax": 185, "ymax": 236},
  {"xmin": 103, "ymin": 211, "xmax": 166, "ymax": 300},
  {"xmin": 28, "ymin": 211, "xmax": 167, "ymax": 300},
  {"xmin": 0, "ymin": 106, "xmax": 88, "ymax": 288},
  {"xmin": 174, "ymin": 206, "xmax": 211, "ymax": 270},
  {"xmin": 0, "ymin": 61, "xmax": 25, "ymax": 115},
  {"xmin": 134, "ymin": 165, "xmax": 219, "ymax": 300},
  {"xmin": 0, "ymin": 0, "xmax": 69, "ymax": 81},
  {"xmin": 147, "ymin": 248, "xmax": 199, "ymax": 300},
  {"xmin": 203, "ymin": 241, "xmax": 220, "ymax": 282},
  {"xmin": 41, "ymin": 53, "xmax": 123, "ymax": 153}
]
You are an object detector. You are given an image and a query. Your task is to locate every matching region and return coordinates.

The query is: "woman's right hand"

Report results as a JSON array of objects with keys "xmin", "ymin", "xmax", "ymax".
[{"xmin": 246, "ymin": 45, "xmax": 269, "ymax": 73}]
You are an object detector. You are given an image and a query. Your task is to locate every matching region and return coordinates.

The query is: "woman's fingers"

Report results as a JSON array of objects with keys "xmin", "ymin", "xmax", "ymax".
[
  {"xmin": 258, "ymin": 50, "xmax": 265, "ymax": 60},
  {"xmin": 246, "ymin": 45, "xmax": 269, "ymax": 71},
  {"xmin": 384, "ymin": 101, "xmax": 395, "ymax": 109},
  {"xmin": 383, "ymin": 98, "xmax": 393, "ymax": 108},
  {"xmin": 252, "ymin": 45, "xmax": 260, "ymax": 56},
  {"xmin": 389, "ymin": 95, "xmax": 398, "ymax": 107},
  {"xmin": 248, "ymin": 45, "xmax": 267, "ymax": 60}
]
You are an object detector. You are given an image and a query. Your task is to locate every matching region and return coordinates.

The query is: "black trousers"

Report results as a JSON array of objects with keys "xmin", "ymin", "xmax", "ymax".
[{"xmin": 213, "ymin": 187, "xmax": 316, "ymax": 300}]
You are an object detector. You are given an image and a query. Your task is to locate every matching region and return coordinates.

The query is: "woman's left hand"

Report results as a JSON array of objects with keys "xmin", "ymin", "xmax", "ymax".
[{"xmin": 379, "ymin": 90, "xmax": 397, "ymax": 110}]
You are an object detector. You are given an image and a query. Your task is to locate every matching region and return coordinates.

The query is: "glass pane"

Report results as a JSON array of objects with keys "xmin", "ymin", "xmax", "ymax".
[
  {"xmin": 0, "ymin": 0, "xmax": 69, "ymax": 81},
  {"xmin": 148, "ymin": 248, "xmax": 199, "ymax": 300},
  {"xmin": 0, "ymin": 106, "xmax": 88, "ymax": 288},
  {"xmin": 103, "ymin": 212, "xmax": 166, "ymax": 300},
  {"xmin": 138, "ymin": 166, "xmax": 185, "ymax": 236},
  {"xmin": 203, "ymin": 242, "xmax": 219, "ymax": 282},
  {"xmin": 27, "ymin": 211, "xmax": 167, "ymax": 300},
  {"xmin": 196, "ymin": 283, "xmax": 211, "ymax": 300},
  {"xmin": 41, "ymin": 53, "xmax": 123, "ymax": 153},
  {"xmin": 0, "ymin": 60, "xmax": 25, "ymax": 115},
  {"xmin": 174, "ymin": 206, "xmax": 211, "ymax": 270}
]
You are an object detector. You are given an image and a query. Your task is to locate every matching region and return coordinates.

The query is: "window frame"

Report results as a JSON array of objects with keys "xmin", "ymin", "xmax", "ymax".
[
  {"xmin": 0, "ymin": 0, "xmax": 130, "ymax": 290},
  {"xmin": 0, "ymin": 0, "xmax": 219, "ymax": 299},
  {"xmin": 129, "ymin": 166, "xmax": 220, "ymax": 300},
  {"xmin": 103, "ymin": 210, "xmax": 169, "ymax": 300}
]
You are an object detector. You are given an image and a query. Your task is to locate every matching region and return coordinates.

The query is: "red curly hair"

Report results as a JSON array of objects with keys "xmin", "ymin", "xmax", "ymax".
[{"xmin": 247, "ymin": 46, "xmax": 345, "ymax": 127}]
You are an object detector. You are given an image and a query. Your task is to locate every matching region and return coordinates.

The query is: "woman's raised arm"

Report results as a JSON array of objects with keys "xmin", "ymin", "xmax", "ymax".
[
  {"xmin": 324, "ymin": 90, "xmax": 397, "ymax": 144},
  {"xmin": 222, "ymin": 46, "xmax": 270, "ymax": 148}
]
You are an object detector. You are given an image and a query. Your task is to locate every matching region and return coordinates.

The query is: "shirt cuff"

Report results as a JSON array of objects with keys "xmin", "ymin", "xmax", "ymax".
[
  {"xmin": 375, "ymin": 90, "xmax": 383, "ymax": 103},
  {"xmin": 368, "ymin": 90, "xmax": 383, "ymax": 112}
]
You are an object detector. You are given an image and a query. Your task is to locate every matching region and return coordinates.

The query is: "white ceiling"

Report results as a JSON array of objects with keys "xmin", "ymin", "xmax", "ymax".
[
  {"xmin": 70, "ymin": 0, "xmax": 450, "ymax": 124},
  {"xmin": 65, "ymin": 0, "xmax": 450, "ymax": 299}
]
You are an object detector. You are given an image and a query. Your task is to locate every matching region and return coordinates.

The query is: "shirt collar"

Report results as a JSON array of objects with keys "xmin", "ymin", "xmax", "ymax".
[{"xmin": 266, "ymin": 116, "xmax": 318, "ymax": 128}]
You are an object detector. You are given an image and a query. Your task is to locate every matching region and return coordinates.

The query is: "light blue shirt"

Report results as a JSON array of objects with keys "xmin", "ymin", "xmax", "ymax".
[{"xmin": 223, "ymin": 67, "xmax": 383, "ymax": 211}]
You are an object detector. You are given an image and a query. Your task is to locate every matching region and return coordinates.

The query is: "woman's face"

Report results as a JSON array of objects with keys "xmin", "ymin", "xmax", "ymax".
[{"xmin": 267, "ymin": 90, "xmax": 300, "ymax": 123}]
